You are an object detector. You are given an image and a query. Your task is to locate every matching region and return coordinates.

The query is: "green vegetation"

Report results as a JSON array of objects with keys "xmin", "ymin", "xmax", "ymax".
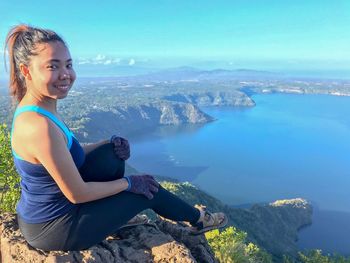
[
  {"xmin": 206, "ymin": 227, "xmax": 273, "ymax": 263},
  {"xmin": 0, "ymin": 123, "xmax": 20, "ymax": 212}
]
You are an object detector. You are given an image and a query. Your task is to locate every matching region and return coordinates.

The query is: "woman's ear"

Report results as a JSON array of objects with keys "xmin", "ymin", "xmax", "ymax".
[{"xmin": 19, "ymin": 63, "xmax": 32, "ymax": 80}]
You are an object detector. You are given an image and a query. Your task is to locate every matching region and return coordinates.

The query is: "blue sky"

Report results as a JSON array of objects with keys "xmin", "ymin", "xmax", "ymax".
[{"xmin": 1, "ymin": 0, "xmax": 350, "ymax": 72}]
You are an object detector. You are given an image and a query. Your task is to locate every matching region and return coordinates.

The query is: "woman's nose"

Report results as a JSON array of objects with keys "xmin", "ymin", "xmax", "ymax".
[{"xmin": 59, "ymin": 70, "xmax": 70, "ymax": 79}]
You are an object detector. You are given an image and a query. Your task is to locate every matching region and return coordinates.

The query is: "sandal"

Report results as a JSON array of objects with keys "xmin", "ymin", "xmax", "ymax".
[
  {"xmin": 118, "ymin": 214, "xmax": 149, "ymax": 230},
  {"xmin": 190, "ymin": 204, "xmax": 228, "ymax": 235}
]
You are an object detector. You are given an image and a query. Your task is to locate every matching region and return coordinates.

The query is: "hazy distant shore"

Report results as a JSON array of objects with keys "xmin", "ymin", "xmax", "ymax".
[{"xmin": 1, "ymin": 68, "xmax": 350, "ymax": 143}]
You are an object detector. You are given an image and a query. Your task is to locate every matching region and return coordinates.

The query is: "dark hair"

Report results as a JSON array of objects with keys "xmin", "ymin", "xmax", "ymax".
[{"xmin": 4, "ymin": 24, "xmax": 66, "ymax": 103}]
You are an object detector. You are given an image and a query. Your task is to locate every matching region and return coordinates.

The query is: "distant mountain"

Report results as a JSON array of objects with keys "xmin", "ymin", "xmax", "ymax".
[
  {"xmin": 198, "ymin": 68, "xmax": 281, "ymax": 80},
  {"xmin": 117, "ymin": 67, "xmax": 283, "ymax": 82},
  {"xmin": 73, "ymin": 64, "xmax": 284, "ymax": 81}
]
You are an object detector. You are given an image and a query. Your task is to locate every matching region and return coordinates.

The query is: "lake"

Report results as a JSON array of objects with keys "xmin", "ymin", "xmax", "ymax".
[{"xmin": 128, "ymin": 93, "xmax": 350, "ymax": 254}]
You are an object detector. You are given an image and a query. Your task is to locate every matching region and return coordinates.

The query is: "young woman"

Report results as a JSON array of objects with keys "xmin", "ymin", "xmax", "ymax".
[{"xmin": 5, "ymin": 24, "xmax": 227, "ymax": 251}]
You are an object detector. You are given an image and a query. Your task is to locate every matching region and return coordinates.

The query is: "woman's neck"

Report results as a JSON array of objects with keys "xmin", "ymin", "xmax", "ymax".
[{"xmin": 19, "ymin": 93, "xmax": 58, "ymax": 114}]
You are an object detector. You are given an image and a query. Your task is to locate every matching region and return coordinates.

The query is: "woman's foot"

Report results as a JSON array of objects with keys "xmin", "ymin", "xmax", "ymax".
[{"xmin": 190, "ymin": 204, "xmax": 228, "ymax": 235}]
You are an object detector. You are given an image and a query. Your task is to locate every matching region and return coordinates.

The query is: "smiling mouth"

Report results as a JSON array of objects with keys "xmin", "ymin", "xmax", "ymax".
[{"xmin": 55, "ymin": 84, "xmax": 70, "ymax": 92}]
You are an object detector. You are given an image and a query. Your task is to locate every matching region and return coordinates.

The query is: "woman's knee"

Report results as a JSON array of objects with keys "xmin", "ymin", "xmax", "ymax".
[{"xmin": 79, "ymin": 143, "xmax": 125, "ymax": 182}]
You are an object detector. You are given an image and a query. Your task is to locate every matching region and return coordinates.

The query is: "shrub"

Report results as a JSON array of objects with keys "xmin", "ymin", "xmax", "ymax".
[
  {"xmin": 205, "ymin": 226, "xmax": 273, "ymax": 263},
  {"xmin": 0, "ymin": 123, "xmax": 20, "ymax": 212}
]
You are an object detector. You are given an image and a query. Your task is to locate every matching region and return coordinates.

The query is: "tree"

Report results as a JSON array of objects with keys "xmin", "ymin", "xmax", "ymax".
[
  {"xmin": 205, "ymin": 227, "xmax": 272, "ymax": 263},
  {"xmin": 0, "ymin": 123, "xmax": 20, "ymax": 212}
]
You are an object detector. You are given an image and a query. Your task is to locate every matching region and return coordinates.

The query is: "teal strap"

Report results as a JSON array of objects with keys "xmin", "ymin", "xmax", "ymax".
[
  {"xmin": 11, "ymin": 105, "xmax": 73, "ymax": 160},
  {"xmin": 12, "ymin": 148, "xmax": 24, "ymax": 160}
]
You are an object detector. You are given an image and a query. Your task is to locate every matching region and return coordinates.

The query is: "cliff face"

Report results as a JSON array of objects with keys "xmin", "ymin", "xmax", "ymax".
[
  {"xmin": 163, "ymin": 90, "xmax": 255, "ymax": 107},
  {"xmin": 0, "ymin": 213, "xmax": 217, "ymax": 263},
  {"xmin": 229, "ymin": 199, "xmax": 312, "ymax": 258},
  {"xmin": 75, "ymin": 101, "xmax": 214, "ymax": 142}
]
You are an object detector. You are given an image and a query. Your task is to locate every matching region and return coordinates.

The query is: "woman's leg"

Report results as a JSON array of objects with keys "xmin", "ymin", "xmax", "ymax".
[
  {"xmin": 79, "ymin": 143, "xmax": 125, "ymax": 182},
  {"xmin": 64, "ymin": 185, "xmax": 200, "ymax": 250},
  {"xmin": 64, "ymin": 141, "xmax": 200, "ymax": 250},
  {"xmin": 18, "ymin": 142, "xmax": 223, "ymax": 252},
  {"xmin": 18, "ymin": 186, "xmax": 201, "ymax": 251}
]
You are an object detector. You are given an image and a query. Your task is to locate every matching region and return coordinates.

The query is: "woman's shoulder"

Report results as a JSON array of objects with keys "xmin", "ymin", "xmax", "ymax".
[
  {"xmin": 14, "ymin": 111, "xmax": 52, "ymax": 137},
  {"xmin": 12, "ymin": 112, "xmax": 54, "ymax": 163},
  {"xmin": 12, "ymin": 110, "xmax": 69, "ymax": 161}
]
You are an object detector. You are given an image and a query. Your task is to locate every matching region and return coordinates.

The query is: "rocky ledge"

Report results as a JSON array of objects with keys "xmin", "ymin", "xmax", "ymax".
[{"xmin": 0, "ymin": 213, "xmax": 217, "ymax": 263}]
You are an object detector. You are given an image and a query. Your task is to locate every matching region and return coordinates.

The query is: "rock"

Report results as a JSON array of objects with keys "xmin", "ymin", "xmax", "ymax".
[{"xmin": 0, "ymin": 213, "xmax": 217, "ymax": 263}]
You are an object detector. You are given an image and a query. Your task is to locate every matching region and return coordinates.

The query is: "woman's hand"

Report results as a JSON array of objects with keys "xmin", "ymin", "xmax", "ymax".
[
  {"xmin": 125, "ymin": 174, "xmax": 160, "ymax": 199},
  {"xmin": 110, "ymin": 135, "xmax": 130, "ymax": 160}
]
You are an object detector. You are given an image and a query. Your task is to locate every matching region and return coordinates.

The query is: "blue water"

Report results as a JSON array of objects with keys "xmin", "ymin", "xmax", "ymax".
[{"xmin": 128, "ymin": 93, "xmax": 350, "ymax": 254}]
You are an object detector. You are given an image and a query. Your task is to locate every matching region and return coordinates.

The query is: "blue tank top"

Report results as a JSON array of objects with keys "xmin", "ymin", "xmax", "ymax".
[{"xmin": 11, "ymin": 105, "xmax": 85, "ymax": 223}]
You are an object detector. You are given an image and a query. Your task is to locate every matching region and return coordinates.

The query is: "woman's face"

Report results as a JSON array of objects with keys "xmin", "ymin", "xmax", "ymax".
[{"xmin": 25, "ymin": 41, "xmax": 76, "ymax": 100}]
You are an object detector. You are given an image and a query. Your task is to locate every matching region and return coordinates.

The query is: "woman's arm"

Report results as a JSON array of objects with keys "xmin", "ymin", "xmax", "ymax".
[
  {"xmin": 82, "ymin": 139, "xmax": 109, "ymax": 155},
  {"xmin": 26, "ymin": 117, "xmax": 128, "ymax": 204}
]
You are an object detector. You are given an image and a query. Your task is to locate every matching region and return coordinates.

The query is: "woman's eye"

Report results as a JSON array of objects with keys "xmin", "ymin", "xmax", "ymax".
[
  {"xmin": 67, "ymin": 64, "xmax": 73, "ymax": 69},
  {"xmin": 47, "ymin": 65, "xmax": 57, "ymax": 69}
]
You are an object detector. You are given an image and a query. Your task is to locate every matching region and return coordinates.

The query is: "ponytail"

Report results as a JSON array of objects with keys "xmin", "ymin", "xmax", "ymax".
[{"xmin": 5, "ymin": 25, "xmax": 29, "ymax": 104}]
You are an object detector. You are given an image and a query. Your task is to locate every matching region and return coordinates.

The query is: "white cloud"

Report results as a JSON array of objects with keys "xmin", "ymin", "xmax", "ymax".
[
  {"xmin": 76, "ymin": 56, "xmax": 139, "ymax": 66},
  {"xmin": 77, "ymin": 58, "xmax": 91, "ymax": 65},
  {"xmin": 128, "ymin": 58, "xmax": 135, "ymax": 66},
  {"xmin": 112, "ymin": 58, "xmax": 121, "ymax": 64},
  {"xmin": 95, "ymin": 54, "xmax": 106, "ymax": 61}
]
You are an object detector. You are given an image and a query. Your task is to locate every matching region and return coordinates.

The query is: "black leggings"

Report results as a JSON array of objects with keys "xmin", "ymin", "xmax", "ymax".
[{"xmin": 17, "ymin": 143, "xmax": 200, "ymax": 251}]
